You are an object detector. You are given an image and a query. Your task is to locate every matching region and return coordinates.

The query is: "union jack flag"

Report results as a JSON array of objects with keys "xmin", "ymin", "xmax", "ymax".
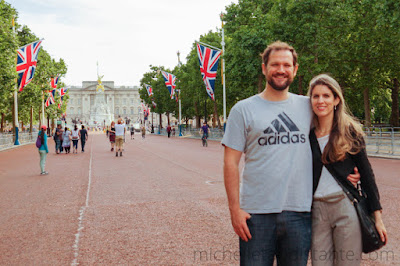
[
  {"xmin": 144, "ymin": 83, "xmax": 153, "ymax": 97},
  {"xmin": 161, "ymin": 71, "xmax": 176, "ymax": 100},
  {"xmin": 50, "ymin": 76, "xmax": 59, "ymax": 89},
  {"xmin": 45, "ymin": 89, "xmax": 56, "ymax": 107},
  {"xmin": 58, "ymin": 87, "xmax": 67, "ymax": 109},
  {"xmin": 16, "ymin": 40, "xmax": 43, "ymax": 92},
  {"xmin": 196, "ymin": 43, "xmax": 221, "ymax": 101},
  {"xmin": 152, "ymin": 99, "xmax": 157, "ymax": 108}
]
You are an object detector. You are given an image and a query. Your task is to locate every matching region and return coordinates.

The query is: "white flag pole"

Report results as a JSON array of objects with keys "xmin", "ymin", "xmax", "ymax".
[
  {"xmin": 12, "ymin": 16, "xmax": 20, "ymax": 145},
  {"xmin": 221, "ymin": 13, "xmax": 227, "ymax": 129}
]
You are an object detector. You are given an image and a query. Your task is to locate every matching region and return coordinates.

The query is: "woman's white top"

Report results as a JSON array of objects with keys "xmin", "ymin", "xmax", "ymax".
[
  {"xmin": 314, "ymin": 134, "xmax": 343, "ymax": 198},
  {"xmin": 71, "ymin": 129, "xmax": 79, "ymax": 139}
]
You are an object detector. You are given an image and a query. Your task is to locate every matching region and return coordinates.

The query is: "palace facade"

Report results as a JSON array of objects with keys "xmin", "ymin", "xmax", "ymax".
[{"xmin": 65, "ymin": 81, "xmax": 141, "ymax": 126}]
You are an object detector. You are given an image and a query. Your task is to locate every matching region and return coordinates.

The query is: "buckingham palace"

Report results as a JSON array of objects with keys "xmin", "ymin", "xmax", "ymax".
[{"xmin": 65, "ymin": 81, "xmax": 142, "ymax": 127}]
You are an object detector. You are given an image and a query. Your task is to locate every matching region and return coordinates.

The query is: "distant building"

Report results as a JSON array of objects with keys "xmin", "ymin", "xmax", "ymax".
[{"xmin": 66, "ymin": 81, "xmax": 141, "ymax": 126}]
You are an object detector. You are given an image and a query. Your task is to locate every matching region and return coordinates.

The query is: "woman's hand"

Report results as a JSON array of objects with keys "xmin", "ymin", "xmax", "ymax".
[
  {"xmin": 374, "ymin": 210, "xmax": 388, "ymax": 244},
  {"xmin": 347, "ymin": 167, "xmax": 360, "ymax": 187}
]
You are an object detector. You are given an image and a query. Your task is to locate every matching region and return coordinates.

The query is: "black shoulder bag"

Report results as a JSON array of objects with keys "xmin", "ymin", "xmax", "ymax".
[
  {"xmin": 324, "ymin": 160, "xmax": 385, "ymax": 253},
  {"xmin": 310, "ymin": 131, "xmax": 384, "ymax": 253}
]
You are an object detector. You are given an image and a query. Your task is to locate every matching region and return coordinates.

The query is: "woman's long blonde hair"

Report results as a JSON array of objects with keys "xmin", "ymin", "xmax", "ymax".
[{"xmin": 308, "ymin": 74, "xmax": 365, "ymax": 163}]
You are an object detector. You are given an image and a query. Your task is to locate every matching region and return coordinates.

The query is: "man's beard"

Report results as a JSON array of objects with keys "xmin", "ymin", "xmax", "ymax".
[{"xmin": 267, "ymin": 75, "xmax": 293, "ymax": 91}]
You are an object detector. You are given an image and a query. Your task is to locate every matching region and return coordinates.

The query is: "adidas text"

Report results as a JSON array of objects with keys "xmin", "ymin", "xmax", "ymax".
[{"xmin": 258, "ymin": 132, "xmax": 306, "ymax": 146}]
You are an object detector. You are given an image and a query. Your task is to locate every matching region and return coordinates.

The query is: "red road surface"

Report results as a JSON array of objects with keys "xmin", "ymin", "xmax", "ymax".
[{"xmin": 0, "ymin": 134, "xmax": 398, "ymax": 265}]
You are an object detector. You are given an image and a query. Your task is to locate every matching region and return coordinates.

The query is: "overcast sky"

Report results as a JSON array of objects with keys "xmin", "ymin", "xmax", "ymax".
[{"xmin": 8, "ymin": 0, "xmax": 237, "ymax": 87}]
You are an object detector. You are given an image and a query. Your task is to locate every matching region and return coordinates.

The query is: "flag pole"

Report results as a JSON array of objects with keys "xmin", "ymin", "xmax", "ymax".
[
  {"xmin": 177, "ymin": 51, "xmax": 182, "ymax": 136},
  {"xmin": 42, "ymin": 90, "xmax": 45, "ymax": 126},
  {"xmin": 221, "ymin": 13, "xmax": 227, "ymax": 130},
  {"xmin": 197, "ymin": 41, "xmax": 221, "ymax": 51},
  {"xmin": 12, "ymin": 16, "xmax": 20, "ymax": 145}
]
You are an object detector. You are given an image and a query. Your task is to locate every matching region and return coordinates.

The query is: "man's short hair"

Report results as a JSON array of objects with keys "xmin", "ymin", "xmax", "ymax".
[{"xmin": 261, "ymin": 41, "xmax": 298, "ymax": 67}]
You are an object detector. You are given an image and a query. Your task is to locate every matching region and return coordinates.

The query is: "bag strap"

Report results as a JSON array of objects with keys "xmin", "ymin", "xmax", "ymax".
[{"xmin": 310, "ymin": 130, "xmax": 359, "ymax": 204}]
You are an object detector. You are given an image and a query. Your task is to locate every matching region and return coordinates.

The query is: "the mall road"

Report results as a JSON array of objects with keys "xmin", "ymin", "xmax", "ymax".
[{"xmin": 0, "ymin": 133, "xmax": 399, "ymax": 265}]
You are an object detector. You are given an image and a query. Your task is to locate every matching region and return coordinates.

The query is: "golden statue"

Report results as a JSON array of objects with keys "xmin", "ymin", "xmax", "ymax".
[{"xmin": 96, "ymin": 62, "xmax": 104, "ymax": 92}]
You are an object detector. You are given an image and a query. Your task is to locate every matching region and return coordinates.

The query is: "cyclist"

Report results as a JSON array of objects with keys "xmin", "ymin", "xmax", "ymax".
[{"xmin": 200, "ymin": 122, "xmax": 209, "ymax": 146}]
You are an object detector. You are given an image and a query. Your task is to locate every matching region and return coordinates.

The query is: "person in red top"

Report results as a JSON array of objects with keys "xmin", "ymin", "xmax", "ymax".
[{"xmin": 166, "ymin": 124, "xmax": 172, "ymax": 138}]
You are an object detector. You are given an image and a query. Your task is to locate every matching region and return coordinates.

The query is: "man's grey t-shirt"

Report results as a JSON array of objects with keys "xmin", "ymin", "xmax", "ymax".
[{"xmin": 222, "ymin": 93, "xmax": 313, "ymax": 214}]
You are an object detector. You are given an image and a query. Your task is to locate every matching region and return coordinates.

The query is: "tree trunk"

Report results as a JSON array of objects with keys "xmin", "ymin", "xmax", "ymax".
[
  {"xmin": 258, "ymin": 74, "xmax": 264, "ymax": 93},
  {"xmin": 213, "ymin": 100, "xmax": 221, "ymax": 129},
  {"xmin": 390, "ymin": 78, "xmax": 399, "ymax": 127},
  {"xmin": 1, "ymin": 113, "xmax": 4, "ymax": 132},
  {"xmin": 159, "ymin": 113, "xmax": 162, "ymax": 129},
  {"xmin": 38, "ymin": 109, "xmax": 42, "ymax": 128},
  {"xmin": 194, "ymin": 101, "xmax": 200, "ymax": 128},
  {"xmin": 363, "ymin": 87, "xmax": 371, "ymax": 127},
  {"xmin": 30, "ymin": 107, "xmax": 33, "ymax": 133},
  {"xmin": 166, "ymin": 112, "xmax": 170, "ymax": 125},
  {"xmin": 47, "ymin": 115, "xmax": 50, "ymax": 135},
  {"xmin": 298, "ymin": 75, "xmax": 304, "ymax": 95}
]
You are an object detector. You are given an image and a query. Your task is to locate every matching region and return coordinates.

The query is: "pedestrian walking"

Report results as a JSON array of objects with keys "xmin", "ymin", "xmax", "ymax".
[
  {"xmin": 115, "ymin": 118, "xmax": 125, "ymax": 156},
  {"xmin": 79, "ymin": 125, "xmax": 88, "ymax": 152},
  {"xmin": 62, "ymin": 127, "xmax": 71, "ymax": 154},
  {"xmin": 55, "ymin": 124, "xmax": 63, "ymax": 154},
  {"xmin": 109, "ymin": 121, "xmax": 115, "ymax": 151},
  {"xmin": 166, "ymin": 124, "xmax": 171, "ymax": 138},
  {"xmin": 130, "ymin": 126, "xmax": 135, "ymax": 139},
  {"xmin": 141, "ymin": 125, "xmax": 146, "ymax": 139},
  {"xmin": 38, "ymin": 125, "xmax": 49, "ymax": 175},
  {"xmin": 308, "ymin": 74, "xmax": 387, "ymax": 265},
  {"xmin": 71, "ymin": 125, "xmax": 80, "ymax": 154}
]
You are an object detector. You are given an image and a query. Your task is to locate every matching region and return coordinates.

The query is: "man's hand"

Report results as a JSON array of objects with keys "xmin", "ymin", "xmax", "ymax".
[
  {"xmin": 230, "ymin": 208, "xmax": 252, "ymax": 242},
  {"xmin": 347, "ymin": 167, "xmax": 360, "ymax": 187}
]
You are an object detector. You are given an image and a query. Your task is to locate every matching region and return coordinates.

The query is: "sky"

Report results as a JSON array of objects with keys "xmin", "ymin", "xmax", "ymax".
[{"xmin": 8, "ymin": 0, "xmax": 237, "ymax": 87}]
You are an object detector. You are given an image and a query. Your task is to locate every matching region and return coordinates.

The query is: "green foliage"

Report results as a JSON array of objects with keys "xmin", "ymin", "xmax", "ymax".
[
  {"xmin": 0, "ymin": 2, "xmax": 69, "ymax": 127},
  {"xmin": 139, "ymin": 0, "xmax": 399, "ymax": 126}
]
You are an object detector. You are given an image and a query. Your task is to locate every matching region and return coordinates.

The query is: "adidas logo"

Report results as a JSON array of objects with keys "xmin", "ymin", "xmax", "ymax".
[{"xmin": 258, "ymin": 112, "xmax": 306, "ymax": 146}]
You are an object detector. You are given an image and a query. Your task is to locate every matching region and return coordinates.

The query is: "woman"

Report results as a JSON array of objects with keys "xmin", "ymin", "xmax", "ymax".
[
  {"xmin": 308, "ymin": 74, "xmax": 387, "ymax": 265},
  {"xmin": 109, "ymin": 121, "xmax": 116, "ymax": 151},
  {"xmin": 38, "ymin": 125, "xmax": 49, "ymax": 175},
  {"xmin": 62, "ymin": 127, "xmax": 71, "ymax": 154},
  {"xmin": 71, "ymin": 125, "xmax": 80, "ymax": 154}
]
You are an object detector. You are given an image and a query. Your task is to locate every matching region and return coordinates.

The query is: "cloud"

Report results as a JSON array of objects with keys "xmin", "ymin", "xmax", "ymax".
[{"xmin": 8, "ymin": 0, "xmax": 237, "ymax": 86}]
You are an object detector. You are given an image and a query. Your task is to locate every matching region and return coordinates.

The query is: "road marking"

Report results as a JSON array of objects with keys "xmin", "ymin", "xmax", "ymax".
[{"xmin": 71, "ymin": 138, "xmax": 93, "ymax": 266}]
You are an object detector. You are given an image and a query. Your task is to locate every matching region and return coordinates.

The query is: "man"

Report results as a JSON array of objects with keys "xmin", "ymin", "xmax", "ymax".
[
  {"xmin": 114, "ymin": 118, "xmax": 125, "ymax": 157},
  {"xmin": 79, "ymin": 125, "xmax": 88, "ymax": 152},
  {"xmin": 200, "ymin": 122, "xmax": 209, "ymax": 140},
  {"xmin": 222, "ymin": 41, "xmax": 358, "ymax": 265},
  {"xmin": 130, "ymin": 126, "xmax": 135, "ymax": 140}
]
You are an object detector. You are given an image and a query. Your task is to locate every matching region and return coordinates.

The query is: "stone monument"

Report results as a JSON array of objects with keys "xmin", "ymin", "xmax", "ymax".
[{"xmin": 89, "ymin": 66, "xmax": 112, "ymax": 126}]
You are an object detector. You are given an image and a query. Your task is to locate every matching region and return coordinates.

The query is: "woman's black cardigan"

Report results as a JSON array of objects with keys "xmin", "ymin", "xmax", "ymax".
[{"xmin": 309, "ymin": 129, "xmax": 382, "ymax": 213}]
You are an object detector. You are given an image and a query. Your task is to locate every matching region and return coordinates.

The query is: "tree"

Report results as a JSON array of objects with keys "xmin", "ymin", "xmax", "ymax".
[{"xmin": 0, "ymin": 1, "xmax": 18, "ymax": 131}]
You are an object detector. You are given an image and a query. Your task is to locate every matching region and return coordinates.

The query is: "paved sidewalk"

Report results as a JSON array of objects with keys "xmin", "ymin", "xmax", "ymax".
[{"xmin": 0, "ymin": 133, "xmax": 398, "ymax": 265}]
